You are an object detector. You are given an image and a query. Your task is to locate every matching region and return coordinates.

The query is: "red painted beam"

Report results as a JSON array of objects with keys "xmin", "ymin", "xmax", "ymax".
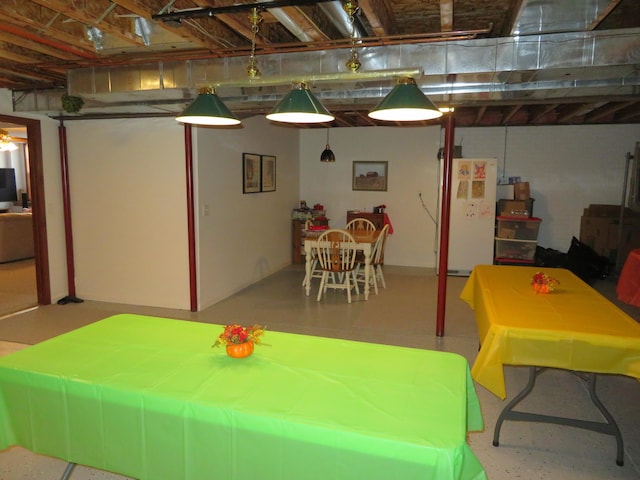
[
  {"xmin": 436, "ymin": 113, "xmax": 455, "ymax": 336},
  {"xmin": 184, "ymin": 124, "xmax": 198, "ymax": 312}
]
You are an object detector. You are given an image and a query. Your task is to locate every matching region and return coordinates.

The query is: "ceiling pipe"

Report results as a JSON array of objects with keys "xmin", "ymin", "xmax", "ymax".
[
  {"xmin": 319, "ymin": 1, "xmax": 366, "ymax": 38},
  {"xmin": 152, "ymin": 0, "xmax": 336, "ymax": 22},
  {"xmin": 0, "ymin": 23, "xmax": 97, "ymax": 59},
  {"xmin": 264, "ymin": 6, "xmax": 316, "ymax": 42}
]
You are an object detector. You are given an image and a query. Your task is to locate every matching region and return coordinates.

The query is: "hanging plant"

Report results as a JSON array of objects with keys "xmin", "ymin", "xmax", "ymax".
[{"xmin": 61, "ymin": 94, "xmax": 84, "ymax": 113}]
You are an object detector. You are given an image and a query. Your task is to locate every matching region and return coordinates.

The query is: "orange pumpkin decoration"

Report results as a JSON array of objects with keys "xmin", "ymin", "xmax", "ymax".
[{"xmin": 226, "ymin": 341, "xmax": 254, "ymax": 358}]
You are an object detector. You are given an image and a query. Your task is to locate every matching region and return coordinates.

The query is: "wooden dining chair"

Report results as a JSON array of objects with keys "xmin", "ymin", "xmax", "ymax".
[
  {"xmin": 315, "ymin": 229, "xmax": 360, "ymax": 303},
  {"xmin": 356, "ymin": 224, "xmax": 389, "ymax": 294},
  {"xmin": 301, "ymin": 220, "xmax": 324, "ymax": 286},
  {"xmin": 346, "ymin": 217, "xmax": 376, "ymax": 232}
]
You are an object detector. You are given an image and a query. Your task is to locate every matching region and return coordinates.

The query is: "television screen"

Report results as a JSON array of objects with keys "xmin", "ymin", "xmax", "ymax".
[{"xmin": 0, "ymin": 168, "xmax": 18, "ymax": 202}]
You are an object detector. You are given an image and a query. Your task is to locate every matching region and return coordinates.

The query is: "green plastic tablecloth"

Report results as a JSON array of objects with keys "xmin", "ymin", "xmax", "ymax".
[{"xmin": 0, "ymin": 314, "xmax": 486, "ymax": 480}]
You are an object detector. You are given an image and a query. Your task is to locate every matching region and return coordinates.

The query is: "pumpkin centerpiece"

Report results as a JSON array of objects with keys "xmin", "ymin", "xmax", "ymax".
[
  {"xmin": 213, "ymin": 324, "xmax": 265, "ymax": 358},
  {"xmin": 531, "ymin": 271, "xmax": 560, "ymax": 294}
]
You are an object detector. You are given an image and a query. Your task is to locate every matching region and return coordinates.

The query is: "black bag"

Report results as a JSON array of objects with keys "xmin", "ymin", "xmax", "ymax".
[
  {"xmin": 535, "ymin": 246, "xmax": 567, "ymax": 268},
  {"xmin": 565, "ymin": 236, "xmax": 611, "ymax": 284}
]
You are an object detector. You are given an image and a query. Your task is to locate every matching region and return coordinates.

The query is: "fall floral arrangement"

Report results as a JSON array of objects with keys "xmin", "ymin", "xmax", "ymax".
[
  {"xmin": 213, "ymin": 324, "xmax": 265, "ymax": 347},
  {"xmin": 531, "ymin": 271, "xmax": 560, "ymax": 293}
]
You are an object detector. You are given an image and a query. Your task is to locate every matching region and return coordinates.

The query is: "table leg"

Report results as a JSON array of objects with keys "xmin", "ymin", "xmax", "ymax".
[
  {"xmin": 363, "ymin": 249, "xmax": 371, "ymax": 300},
  {"xmin": 304, "ymin": 243, "xmax": 312, "ymax": 296},
  {"xmin": 493, "ymin": 367, "xmax": 624, "ymax": 466},
  {"xmin": 60, "ymin": 463, "xmax": 76, "ymax": 480}
]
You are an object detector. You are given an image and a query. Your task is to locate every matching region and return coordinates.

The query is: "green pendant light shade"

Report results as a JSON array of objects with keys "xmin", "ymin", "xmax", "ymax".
[
  {"xmin": 368, "ymin": 78, "xmax": 443, "ymax": 122},
  {"xmin": 176, "ymin": 87, "xmax": 241, "ymax": 126},
  {"xmin": 266, "ymin": 82, "xmax": 335, "ymax": 124}
]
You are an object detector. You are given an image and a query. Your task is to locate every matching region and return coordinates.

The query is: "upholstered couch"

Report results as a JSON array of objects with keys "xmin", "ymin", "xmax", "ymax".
[{"xmin": 0, "ymin": 213, "xmax": 35, "ymax": 263}]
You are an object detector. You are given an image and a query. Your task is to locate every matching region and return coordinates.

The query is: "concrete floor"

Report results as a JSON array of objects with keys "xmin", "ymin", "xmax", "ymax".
[{"xmin": 0, "ymin": 265, "xmax": 639, "ymax": 480}]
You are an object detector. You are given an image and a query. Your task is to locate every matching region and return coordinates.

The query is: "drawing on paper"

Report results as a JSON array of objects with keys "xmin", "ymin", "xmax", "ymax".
[
  {"xmin": 457, "ymin": 180, "xmax": 468, "ymax": 199},
  {"xmin": 473, "ymin": 161, "xmax": 487, "ymax": 180},
  {"xmin": 471, "ymin": 180, "xmax": 485, "ymax": 198}
]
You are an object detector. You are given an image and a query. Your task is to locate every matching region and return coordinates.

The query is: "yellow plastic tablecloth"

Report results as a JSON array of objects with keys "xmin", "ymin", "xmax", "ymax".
[
  {"xmin": 0, "ymin": 314, "xmax": 486, "ymax": 480},
  {"xmin": 461, "ymin": 265, "xmax": 640, "ymax": 400}
]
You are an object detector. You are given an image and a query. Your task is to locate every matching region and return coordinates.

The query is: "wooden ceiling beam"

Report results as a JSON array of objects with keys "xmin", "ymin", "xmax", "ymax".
[
  {"xmin": 0, "ymin": 1, "xmax": 96, "ymax": 53},
  {"xmin": 440, "ymin": 0, "xmax": 454, "ymax": 32},
  {"xmin": 531, "ymin": 104, "xmax": 558, "ymax": 124},
  {"xmin": 473, "ymin": 105, "xmax": 487, "ymax": 125},
  {"xmin": 358, "ymin": 0, "xmax": 397, "ymax": 36},
  {"xmin": 502, "ymin": 105, "xmax": 522, "ymax": 124},
  {"xmin": 585, "ymin": 101, "xmax": 636, "ymax": 122},
  {"xmin": 114, "ymin": 0, "xmax": 246, "ymax": 49},
  {"xmin": 587, "ymin": 0, "xmax": 623, "ymax": 30},
  {"xmin": 0, "ymin": 28, "xmax": 85, "ymax": 61},
  {"xmin": 29, "ymin": 0, "xmax": 145, "ymax": 47}
]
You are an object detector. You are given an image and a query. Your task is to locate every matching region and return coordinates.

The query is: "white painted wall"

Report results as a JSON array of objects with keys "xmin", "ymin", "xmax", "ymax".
[
  {"xmin": 300, "ymin": 126, "xmax": 442, "ymax": 268},
  {"xmin": 64, "ymin": 117, "xmax": 191, "ymax": 308},
  {"xmin": 195, "ymin": 116, "xmax": 299, "ymax": 309},
  {"xmin": 300, "ymin": 124, "xmax": 640, "ymax": 268},
  {"xmin": 453, "ymin": 125, "xmax": 640, "ymax": 252}
]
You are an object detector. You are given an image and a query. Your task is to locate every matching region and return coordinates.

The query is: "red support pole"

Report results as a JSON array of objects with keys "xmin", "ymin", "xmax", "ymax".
[
  {"xmin": 184, "ymin": 124, "xmax": 198, "ymax": 312},
  {"xmin": 57, "ymin": 121, "xmax": 83, "ymax": 304},
  {"xmin": 436, "ymin": 113, "xmax": 456, "ymax": 336}
]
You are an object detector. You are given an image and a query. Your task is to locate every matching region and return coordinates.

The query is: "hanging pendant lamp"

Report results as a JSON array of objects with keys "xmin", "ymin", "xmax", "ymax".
[
  {"xmin": 320, "ymin": 128, "xmax": 335, "ymax": 162},
  {"xmin": 176, "ymin": 87, "xmax": 241, "ymax": 126},
  {"xmin": 368, "ymin": 77, "xmax": 443, "ymax": 122},
  {"xmin": 266, "ymin": 82, "xmax": 334, "ymax": 124}
]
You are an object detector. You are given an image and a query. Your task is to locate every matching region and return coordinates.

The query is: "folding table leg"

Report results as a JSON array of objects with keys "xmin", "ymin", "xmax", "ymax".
[
  {"xmin": 492, "ymin": 366, "xmax": 624, "ymax": 466},
  {"xmin": 60, "ymin": 463, "xmax": 76, "ymax": 480}
]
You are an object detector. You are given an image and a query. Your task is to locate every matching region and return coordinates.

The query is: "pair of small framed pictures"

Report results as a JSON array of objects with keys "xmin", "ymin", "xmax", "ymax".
[{"xmin": 242, "ymin": 153, "xmax": 276, "ymax": 194}]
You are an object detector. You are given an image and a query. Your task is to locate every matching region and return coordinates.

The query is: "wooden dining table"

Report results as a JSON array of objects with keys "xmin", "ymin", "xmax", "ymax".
[{"xmin": 303, "ymin": 228, "xmax": 381, "ymax": 300}]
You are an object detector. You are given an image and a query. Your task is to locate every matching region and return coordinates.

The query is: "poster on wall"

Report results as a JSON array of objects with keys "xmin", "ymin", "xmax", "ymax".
[
  {"xmin": 242, "ymin": 153, "xmax": 261, "ymax": 193},
  {"xmin": 352, "ymin": 161, "xmax": 388, "ymax": 191},
  {"xmin": 261, "ymin": 155, "xmax": 276, "ymax": 192}
]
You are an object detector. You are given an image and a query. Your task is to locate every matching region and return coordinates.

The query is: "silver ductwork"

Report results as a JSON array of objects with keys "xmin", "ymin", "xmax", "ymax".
[{"xmin": 13, "ymin": 27, "xmax": 640, "ymax": 116}]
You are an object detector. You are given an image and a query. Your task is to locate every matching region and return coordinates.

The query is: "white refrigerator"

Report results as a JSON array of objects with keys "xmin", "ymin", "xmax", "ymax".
[{"xmin": 437, "ymin": 158, "xmax": 498, "ymax": 276}]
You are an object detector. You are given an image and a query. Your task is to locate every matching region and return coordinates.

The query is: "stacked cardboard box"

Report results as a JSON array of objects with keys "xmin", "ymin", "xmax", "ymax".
[{"xmin": 579, "ymin": 204, "xmax": 640, "ymax": 266}]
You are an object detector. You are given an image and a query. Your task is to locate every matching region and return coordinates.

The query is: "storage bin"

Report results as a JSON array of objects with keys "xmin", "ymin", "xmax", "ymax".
[
  {"xmin": 495, "ymin": 238, "xmax": 537, "ymax": 261},
  {"xmin": 497, "ymin": 198, "xmax": 535, "ymax": 218},
  {"xmin": 496, "ymin": 217, "xmax": 541, "ymax": 241}
]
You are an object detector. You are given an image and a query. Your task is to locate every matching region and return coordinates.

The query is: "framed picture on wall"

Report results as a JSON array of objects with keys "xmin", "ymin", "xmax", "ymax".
[
  {"xmin": 261, "ymin": 155, "xmax": 276, "ymax": 192},
  {"xmin": 242, "ymin": 153, "xmax": 261, "ymax": 193},
  {"xmin": 352, "ymin": 161, "xmax": 388, "ymax": 191}
]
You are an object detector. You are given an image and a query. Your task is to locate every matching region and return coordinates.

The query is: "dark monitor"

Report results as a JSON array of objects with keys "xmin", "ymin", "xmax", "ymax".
[{"xmin": 0, "ymin": 168, "xmax": 18, "ymax": 202}]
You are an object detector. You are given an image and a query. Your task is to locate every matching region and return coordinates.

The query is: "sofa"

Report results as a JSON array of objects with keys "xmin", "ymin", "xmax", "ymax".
[{"xmin": 0, "ymin": 213, "xmax": 35, "ymax": 263}]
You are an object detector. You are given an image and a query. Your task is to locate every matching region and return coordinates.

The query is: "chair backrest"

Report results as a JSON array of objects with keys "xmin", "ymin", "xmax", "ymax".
[
  {"xmin": 371, "ymin": 224, "xmax": 390, "ymax": 265},
  {"xmin": 315, "ymin": 229, "xmax": 357, "ymax": 273},
  {"xmin": 346, "ymin": 217, "xmax": 376, "ymax": 232}
]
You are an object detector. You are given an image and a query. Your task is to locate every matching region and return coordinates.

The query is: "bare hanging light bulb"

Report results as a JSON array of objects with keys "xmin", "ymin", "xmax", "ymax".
[{"xmin": 320, "ymin": 128, "xmax": 335, "ymax": 162}]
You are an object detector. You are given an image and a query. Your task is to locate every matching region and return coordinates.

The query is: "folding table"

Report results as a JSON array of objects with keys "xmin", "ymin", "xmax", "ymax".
[
  {"xmin": 0, "ymin": 314, "xmax": 486, "ymax": 480},
  {"xmin": 461, "ymin": 265, "xmax": 640, "ymax": 466}
]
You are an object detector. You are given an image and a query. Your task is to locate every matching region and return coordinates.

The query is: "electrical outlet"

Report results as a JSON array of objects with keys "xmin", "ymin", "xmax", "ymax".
[{"xmin": 202, "ymin": 204, "xmax": 210, "ymax": 216}]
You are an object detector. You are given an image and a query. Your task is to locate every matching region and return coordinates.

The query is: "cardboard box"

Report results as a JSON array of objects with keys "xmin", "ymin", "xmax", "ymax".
[
  {"xmin": 583, "ymin": 204, "xmax": 640, "ymax": 218},
  {"xmin": 496, "ymin": 184, "xmax": 515, "ymax": 200},
  {"xmin": 580, "ymin": 214, "xmax": 640, "ymax": 264},
  {"xmin": 514, "ymin": 182, "xmax": 530, "ymax": 200}
]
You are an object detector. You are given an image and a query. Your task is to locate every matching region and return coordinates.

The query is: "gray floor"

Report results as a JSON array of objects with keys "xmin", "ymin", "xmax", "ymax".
[{"xmin": 0, "ymin": 265, "xmax": 639, "ymax": 480}]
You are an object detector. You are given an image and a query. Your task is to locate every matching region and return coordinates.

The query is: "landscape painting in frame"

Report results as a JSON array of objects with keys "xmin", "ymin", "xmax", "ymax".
[
  {"xmin": 352, "ymin": 161, "xmax": 388, "ymax": 191},
  {"xmin": 261, "ymin": 155, "xmax": 276, "ymax": 192},
  {"xmin": 243, "ymin": 153, "xmax": 261, "ymax": 193}
]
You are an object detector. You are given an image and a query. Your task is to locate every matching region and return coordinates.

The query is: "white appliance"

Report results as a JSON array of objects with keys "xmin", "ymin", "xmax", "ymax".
[{"xmin": 437, "ymin": 158, "xmax": 498, "ymax": 276}]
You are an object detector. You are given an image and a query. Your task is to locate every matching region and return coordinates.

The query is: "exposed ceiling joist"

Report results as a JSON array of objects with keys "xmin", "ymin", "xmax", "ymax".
[{"xmin": 0, "ymin": 0, "xmax": 638, "ymax": 127}]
